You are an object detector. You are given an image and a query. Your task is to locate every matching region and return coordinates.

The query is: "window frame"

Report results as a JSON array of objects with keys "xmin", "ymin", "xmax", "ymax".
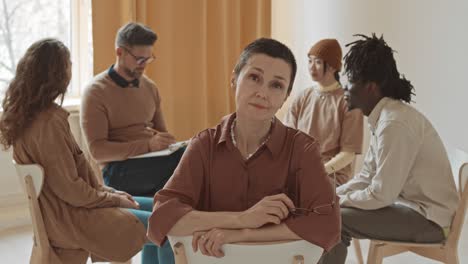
[{"xmin": 69, "ymin": 0, "xmax": 93, "ymax": 99}]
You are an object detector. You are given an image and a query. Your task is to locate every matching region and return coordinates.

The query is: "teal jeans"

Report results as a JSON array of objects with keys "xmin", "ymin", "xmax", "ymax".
[{"xmin": 128, "ymin": 196, "xmax": 175, "ymax": 264}]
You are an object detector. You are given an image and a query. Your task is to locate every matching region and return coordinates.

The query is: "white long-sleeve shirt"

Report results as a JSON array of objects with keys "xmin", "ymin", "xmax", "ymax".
[{"xmin": 337, "ymin": 97, "xmax": 459, "ymax": 228}]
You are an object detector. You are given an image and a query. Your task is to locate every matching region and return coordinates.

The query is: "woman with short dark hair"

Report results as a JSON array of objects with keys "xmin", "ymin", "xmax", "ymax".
[{"xmin": 148, "ymin": 38, "xmax": 340, "ymax": 258}]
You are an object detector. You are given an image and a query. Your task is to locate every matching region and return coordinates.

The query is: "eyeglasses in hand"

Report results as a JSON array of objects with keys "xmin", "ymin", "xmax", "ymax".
[{"xmin": 289, "ymin": 170, "xmax": 336, "ymax": 216}]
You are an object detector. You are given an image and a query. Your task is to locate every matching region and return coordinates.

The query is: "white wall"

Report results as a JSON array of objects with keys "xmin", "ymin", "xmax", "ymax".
[
  {"xmin": 0, "ymin": 148, "xmax": 21, "ymax": 202},
  {"xmin": 273, "ymin": 0, "xmax": 468, "ymax": 154},
  {"xmin": 0, "ymin": 120, "xmax": 30, "ymax": 229}
]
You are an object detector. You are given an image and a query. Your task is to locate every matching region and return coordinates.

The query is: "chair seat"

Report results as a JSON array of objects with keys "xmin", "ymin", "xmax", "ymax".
[
  {"xmin": 168, "ymin": 236, "xmax": 323, "ymax": 264},
  {"xmin": 371, "ymin": 239, "xmax": 446, "ymax": 248}
]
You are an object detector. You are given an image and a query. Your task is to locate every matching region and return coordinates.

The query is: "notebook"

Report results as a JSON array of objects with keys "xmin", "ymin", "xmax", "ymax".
[{"xmin": 129, "ymin": 140, "xmax": 189, "ymax": 159}]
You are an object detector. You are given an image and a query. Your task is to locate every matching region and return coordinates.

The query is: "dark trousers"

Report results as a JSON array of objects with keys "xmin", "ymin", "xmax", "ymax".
[
  {"xmin": 318, "ymin": 204, "xmax": 445, "ymax": 264},
  {"xmin": 103, "ymin": 148, "xmax": 185, "ymax": 196}
]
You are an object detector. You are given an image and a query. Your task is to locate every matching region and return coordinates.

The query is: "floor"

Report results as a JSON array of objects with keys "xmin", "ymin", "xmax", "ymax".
[
  {"xmin": 0, "ymin": 225, "xmax": 141, "ymax": 264},
  {"xmin": 0, "ymin": 221, "xmax": 467, "ymax": 263}
]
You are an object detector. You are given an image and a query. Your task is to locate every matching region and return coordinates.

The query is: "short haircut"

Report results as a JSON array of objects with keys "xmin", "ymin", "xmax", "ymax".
[
  {"xmin": 115, "ymin": 22, "xmax": 157, "ymax": 48},
  {"xmin": 233, "ymin": 38, "xmax": 297, "ymax": 94}
]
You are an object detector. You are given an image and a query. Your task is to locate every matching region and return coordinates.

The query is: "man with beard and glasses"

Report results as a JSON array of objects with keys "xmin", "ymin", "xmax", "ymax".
[{"xmin": 81, "ymin": 22, "xmax": 183, "ymax": 201}]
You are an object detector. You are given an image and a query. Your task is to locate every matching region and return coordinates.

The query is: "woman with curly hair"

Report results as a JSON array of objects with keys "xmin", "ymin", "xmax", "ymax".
[{"xmin": 0, "ymin": 38, "xmax": 168, "ymax": 263}]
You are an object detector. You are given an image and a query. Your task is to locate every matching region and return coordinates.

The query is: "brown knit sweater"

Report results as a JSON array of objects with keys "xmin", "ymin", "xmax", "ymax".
[
  {"xmin": 13, "ymin": 105, "xmax": 146, "ymax": 263},
  {"xmin": 81, "ymin": 70, "xmax": 168, "ymax": 165}
]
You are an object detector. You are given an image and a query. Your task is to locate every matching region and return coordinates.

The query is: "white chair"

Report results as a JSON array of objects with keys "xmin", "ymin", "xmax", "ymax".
[
  {"xmin": 168, "ymin": 235, "xmax": 323, "ymax": 264},
  {"xmin": 14, "ymin": 161, "xmax": 131, "ymax": 264},
  {"xmin": 15, "ymin": 162, "xmax": 53, "ymax": 264},
  {"xmin": 366, "ymin": 162, "xmax": 468, "ymax": 264}
]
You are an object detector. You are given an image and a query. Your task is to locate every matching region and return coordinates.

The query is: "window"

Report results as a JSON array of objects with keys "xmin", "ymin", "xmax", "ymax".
[{"xmin": 0, "ymin": 0, "xmax": 92, "ymax": 103}]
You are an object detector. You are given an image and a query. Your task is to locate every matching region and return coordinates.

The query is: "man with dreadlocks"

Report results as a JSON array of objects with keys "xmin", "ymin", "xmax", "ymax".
[{"xmin": 319, "ymin": 34, "xmax": 459, "ymax": 264}]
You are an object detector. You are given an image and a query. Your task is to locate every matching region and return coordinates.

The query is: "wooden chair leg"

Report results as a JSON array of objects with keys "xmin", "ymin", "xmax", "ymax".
[
  {"xmin": 353, "ymin": 239, "xmax": 364, "ymax": 264},
  {"xmin": 293, "ymin": 255, "xmax": 304, "ymax": 264},
  {"xmin": 445, "ymin": 248, "xmax": 460, "ymax": 264},
  {"xmin": 367, "ymin": 242, "xmax": 383, "ymax": 264},
  {"xmin": 173, "ymin": 242, "xmax": 188, "ymax": 264}
]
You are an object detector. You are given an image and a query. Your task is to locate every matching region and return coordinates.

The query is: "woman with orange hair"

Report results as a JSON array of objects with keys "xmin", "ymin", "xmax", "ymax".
[{"xmin": 284, "ymin": 38, "xmax": 364, "ymax": 186}]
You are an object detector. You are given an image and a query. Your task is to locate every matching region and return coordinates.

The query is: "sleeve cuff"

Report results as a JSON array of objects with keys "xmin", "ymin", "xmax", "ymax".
[
  {"xmin": 147, "ymin": 199, "xmax": 193, "ymax": 246},
  {"xmin": 341, "ymin": 146, "xmax": 363, "ymax": 155}
]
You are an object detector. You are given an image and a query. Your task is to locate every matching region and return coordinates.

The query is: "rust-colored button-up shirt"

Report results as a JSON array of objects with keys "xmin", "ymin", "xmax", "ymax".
[
  {"xmin": 148, "ymin": 113, "xmax": 340, "ymax": 251},
  {"xmin": 13, "ymin": 105, "xmax": 146, "ymax": 263}
]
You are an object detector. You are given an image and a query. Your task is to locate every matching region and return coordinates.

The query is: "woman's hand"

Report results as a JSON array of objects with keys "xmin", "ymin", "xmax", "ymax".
[
  {"xmin": 192, "ymin": 229, "xmax": 245, "ymax": 258},
  {"xmin": 115, "ymin": 190, "xmax": 139, "ymax": 205},
  {"xmin": 117, "ymin": 194, "xmax": 140, "ymax": 209},
  {"xmin": 237, "ymin": 193, "xmax": 295, "ymax": 228},
  {"xmin": 149, "ymin": 132, "xmax": 176, "ymax": 151}
]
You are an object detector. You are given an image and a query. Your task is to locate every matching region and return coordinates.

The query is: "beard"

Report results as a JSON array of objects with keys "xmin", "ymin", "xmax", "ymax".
[{"xmin": 123, "ymin": 65, "xmax": 144, "ymax": 79}]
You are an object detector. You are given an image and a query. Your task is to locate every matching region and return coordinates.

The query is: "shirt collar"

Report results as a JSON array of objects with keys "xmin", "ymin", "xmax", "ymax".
[
  {"xmin": 264, "ymin": 117, "xmax": 285, "ymax": 159},
  {"xmin": 217, "ymin": 113, "xmax": 235, "ymax": 147},
  {"xmin": 108, "ymin": 64, "xmax": 139, "ymax": 88},
  {"xmin": 317, "ymin": 81, "xmax": 341, "ymax": 93},
  {"xmin": 368, "ymin": 97, "xmax": 392, "ymax": 132},
  {"xmin": 217, "ymin": 113, "xmax": 285, "ymax": 159}
]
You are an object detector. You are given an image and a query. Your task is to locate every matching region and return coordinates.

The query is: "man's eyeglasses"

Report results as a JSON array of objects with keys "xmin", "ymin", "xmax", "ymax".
[
  {"xmin": 120, "ymin": 46, "xmax": 155, "ymax": 65},
  {"xmin": 289, "ymin": 170, "xmax": 336, "ymax": 216}
]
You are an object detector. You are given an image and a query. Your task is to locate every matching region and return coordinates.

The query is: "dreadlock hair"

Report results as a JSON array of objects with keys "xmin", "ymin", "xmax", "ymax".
[{"xmin": 343, "ymin": 34, "xmax": 415, "ymax": 103}]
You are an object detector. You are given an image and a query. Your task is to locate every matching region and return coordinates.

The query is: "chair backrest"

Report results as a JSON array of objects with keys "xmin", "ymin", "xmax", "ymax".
[
  {"xmin": 446, "ymin": 162, "xmax": 468, "ymax": 246},
  {"xmin": 14, "ymin": 161, "xmax": 45, "ymax": 195},
  {"xmin": 13, "ymin": 161, "xmax": 51, "ymax": 260},
  {"xmin": 168, "ymin": 236, "xmax": 323, "ymax": 264}
]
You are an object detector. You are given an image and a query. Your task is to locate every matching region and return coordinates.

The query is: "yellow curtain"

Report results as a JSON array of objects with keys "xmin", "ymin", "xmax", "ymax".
[{"xmin": 92, "ymin": 0, "xmax": 271, "ymax": 140}]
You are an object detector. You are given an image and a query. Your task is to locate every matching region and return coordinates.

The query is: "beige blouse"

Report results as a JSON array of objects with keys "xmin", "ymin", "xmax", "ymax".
[
  {"xmin": 284, "ymin": 86, "xmax": 364, "ymax": 184},
  {"xmin": 13, "ymin": 105, "xmax": 146, "ymax": 263},
  {"xmin": 148, "ymin": 113, "xmax": 341, "ymax": 251}
]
